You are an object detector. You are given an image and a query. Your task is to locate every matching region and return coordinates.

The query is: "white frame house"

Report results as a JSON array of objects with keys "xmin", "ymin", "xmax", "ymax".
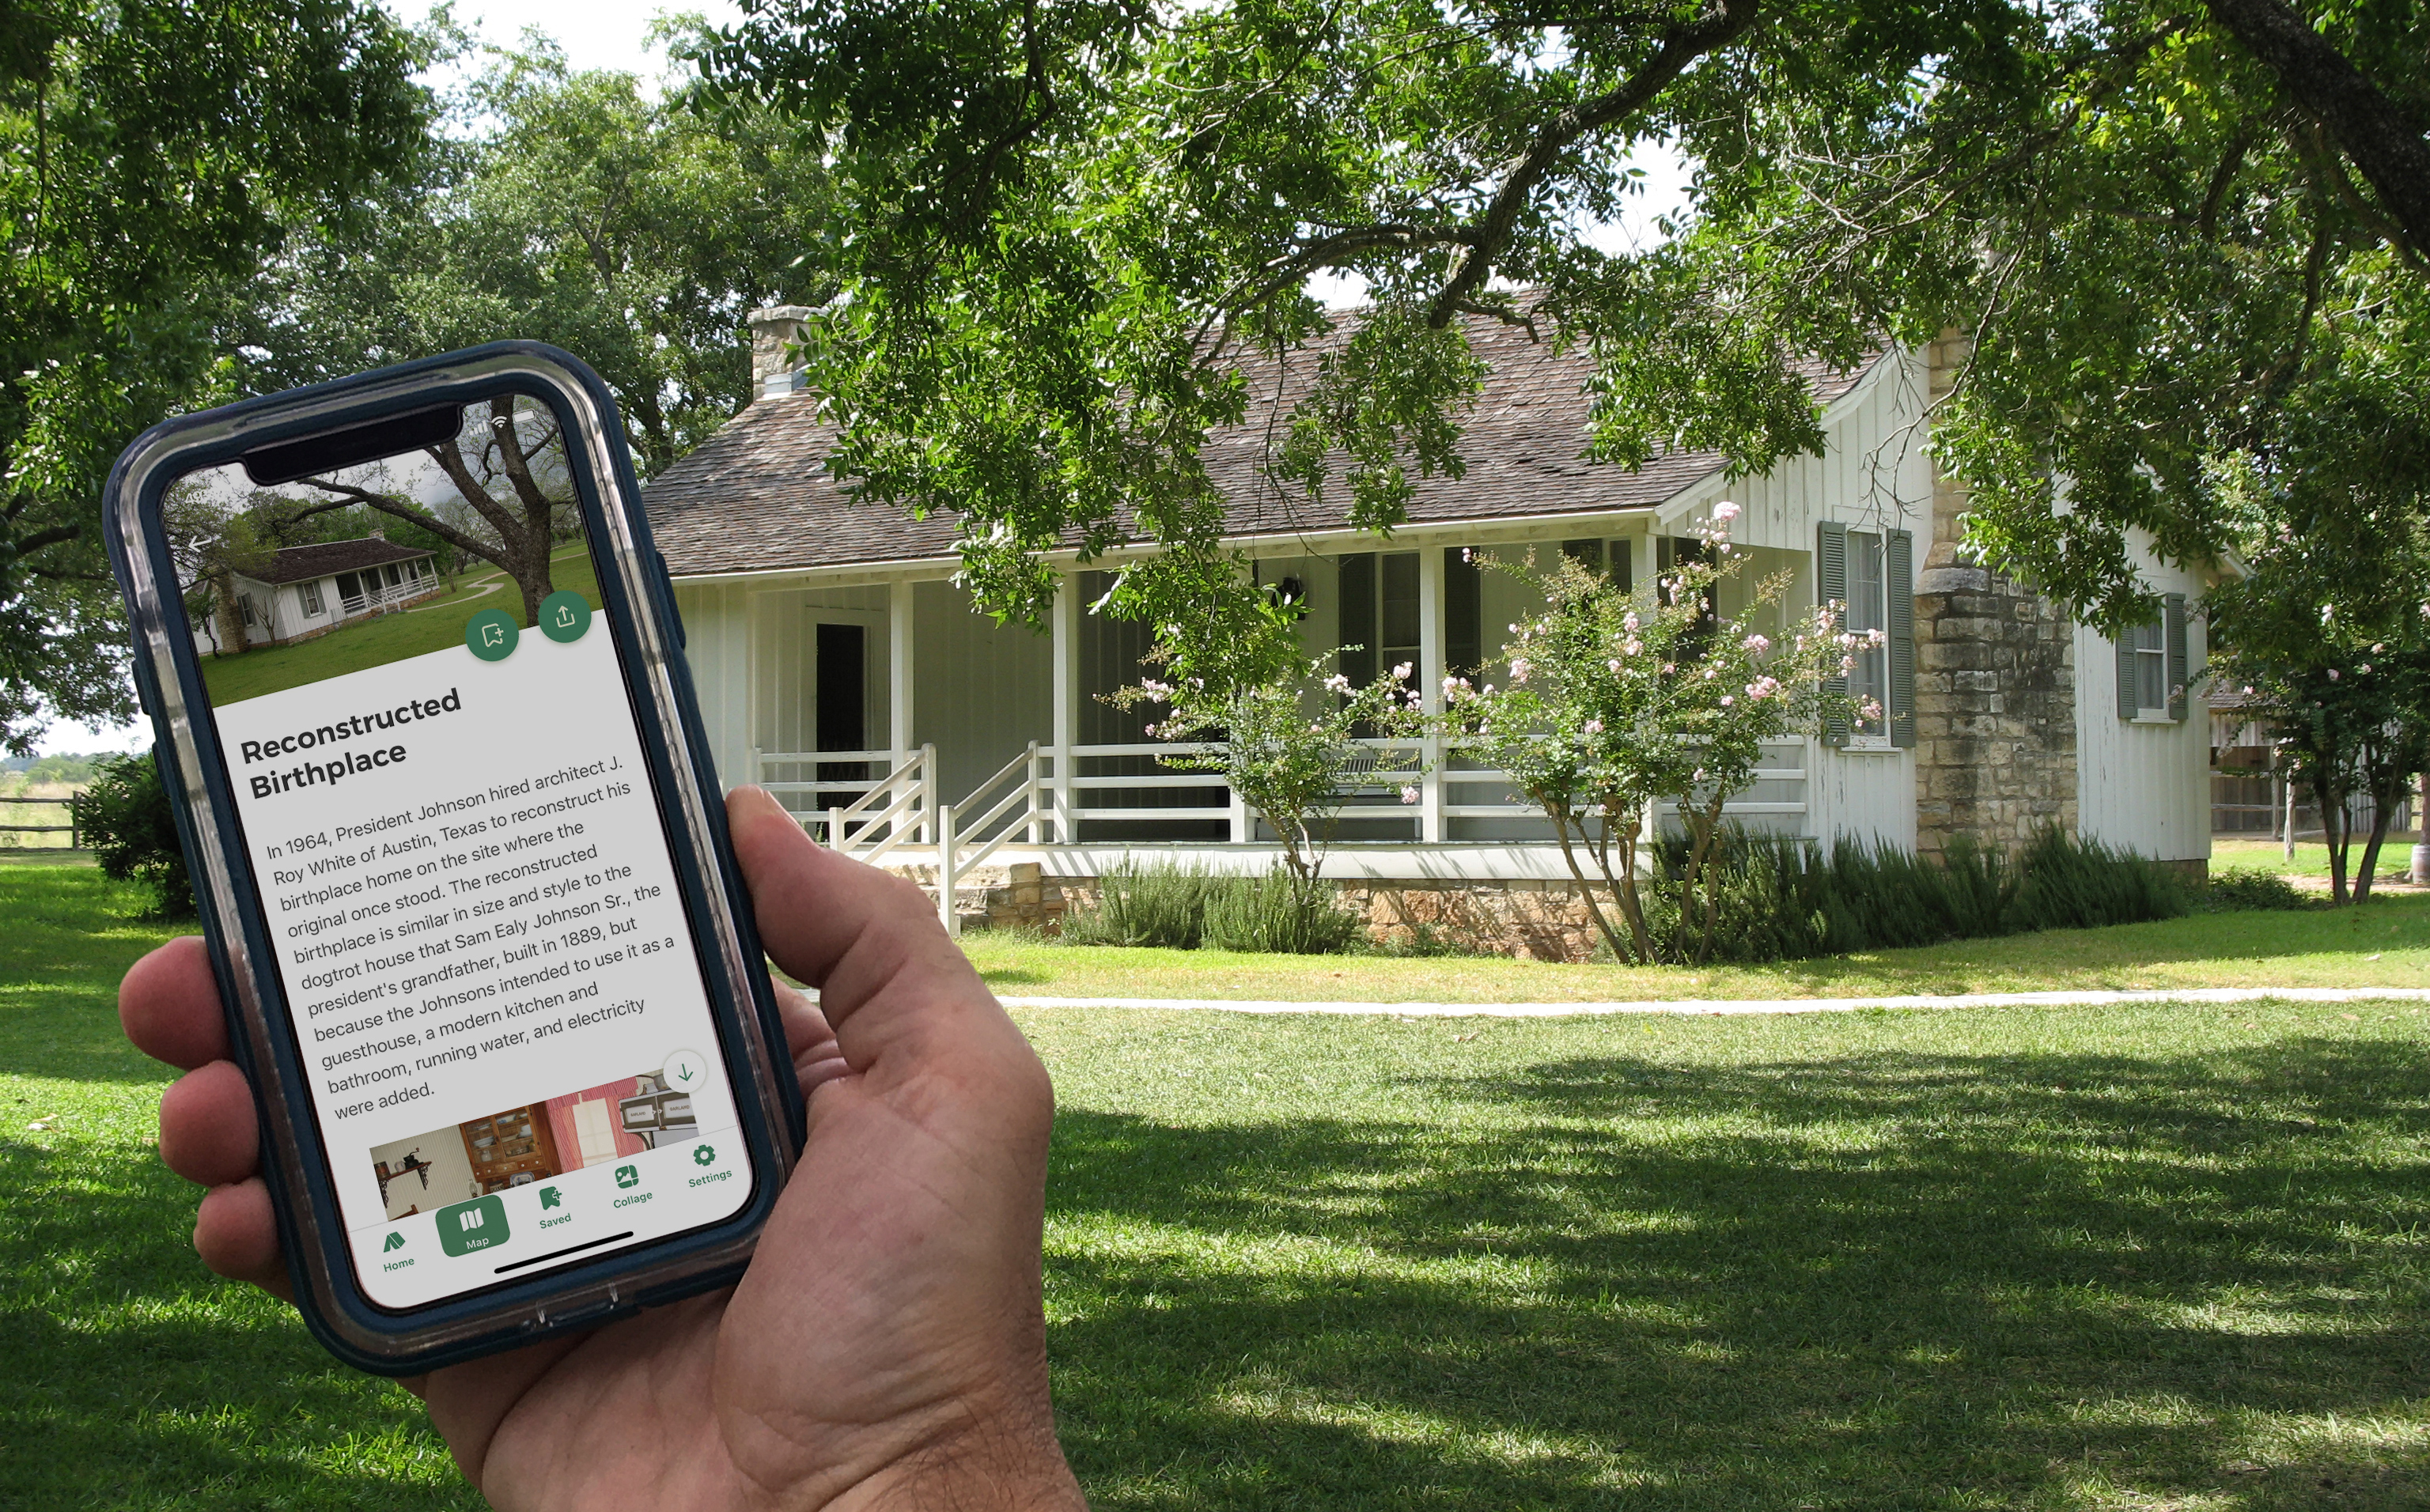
[{"xmin": 649, "ymin": 312, "xmax": 2216, "ymax": 923}]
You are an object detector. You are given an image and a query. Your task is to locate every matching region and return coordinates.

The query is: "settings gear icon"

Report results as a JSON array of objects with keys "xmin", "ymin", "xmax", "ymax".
[{"xmin": 692, "ymin": 1143, "xmax": 716, "ymax": 1166}]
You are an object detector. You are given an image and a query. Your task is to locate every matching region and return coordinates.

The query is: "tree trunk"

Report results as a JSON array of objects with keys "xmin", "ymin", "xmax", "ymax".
[
  {"xmin": 2354, "ymin": 799, "xmax": 2394, "ymax": 902},
  {"xmin": 1549, "ymin": 804, "xmax": 1637, "ymax": 963},
  {"xmin": 2313, "ymin": 768, "xmax": 2349, "ymax": 902},
  {"xmin": 2198, "ymin": 0, "xmax": 2430, "ymax": 266},
  {"xmin": 1607, "ymin": 808, "xmax": 1656, "ymax": 964}
]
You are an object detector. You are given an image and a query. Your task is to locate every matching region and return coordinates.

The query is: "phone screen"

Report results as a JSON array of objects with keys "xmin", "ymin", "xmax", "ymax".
[{"xmin": 171, "ymin": 392, "xmax": 756, "ymax": 1309}]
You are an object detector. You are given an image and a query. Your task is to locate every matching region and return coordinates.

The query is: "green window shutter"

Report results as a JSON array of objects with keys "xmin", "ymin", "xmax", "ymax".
[
  {"xmin": 1444, "ymin": 548, "xmax": 1482, "ymax": 678},
  {"xmin": 1336, "ymin": 553, "xmax": 1376, "ymax": 690},
  {"xmin": 1611, "ymin": 539, "xmax": 1633, "ymax": 594},
  {"xmin": 2165, "ymin": 592, "xmax": 2189, "ymax": 721},
  {"xmin": 1887, "ymin": 527, "xmax": 1916, "ymax": 748},
  {"xmin": 2114, "ymin": 626, "xmax": 2139, "ymax": 721},
  {"xmin": 1817, "ymin": 521, "xmax": 1849, "ymax": 743}
]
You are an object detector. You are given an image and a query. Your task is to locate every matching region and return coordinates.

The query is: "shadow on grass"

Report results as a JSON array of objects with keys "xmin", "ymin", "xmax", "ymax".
[
  {"xmin": 0, "ymin": 1136, "xmax": 470, "ymax": 1510},
  {"xmin": 1044, "ymin": 1038, "xmax": 2430, "ymax": 1509}
]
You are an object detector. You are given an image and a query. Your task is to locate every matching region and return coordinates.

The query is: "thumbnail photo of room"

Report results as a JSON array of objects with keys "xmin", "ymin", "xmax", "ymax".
[{"xmin": 369, "ymin": 1068, "xmax": 701, "ymax": 1221}]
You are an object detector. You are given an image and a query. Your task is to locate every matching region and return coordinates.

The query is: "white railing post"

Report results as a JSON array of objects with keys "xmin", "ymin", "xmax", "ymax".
[
  {"xmin": 919, "ymin": 743, "xmax": 937, "ymax": 846},
  {"xmin": 828, "ymin": 804, "xmax": 846, "ymax": 852},
  {"xmin": 1023, "ymin": 741, "xmax": 1040, "ymax": 844},
  {"xmin": 937, "ymin": 803, "xmax": 960, "ymax": 935}
]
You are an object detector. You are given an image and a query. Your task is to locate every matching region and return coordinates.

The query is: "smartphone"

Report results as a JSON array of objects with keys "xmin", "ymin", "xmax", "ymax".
[{"xmin": 103, "ymin": 342, "xmax": 804, "ymax": 1374}]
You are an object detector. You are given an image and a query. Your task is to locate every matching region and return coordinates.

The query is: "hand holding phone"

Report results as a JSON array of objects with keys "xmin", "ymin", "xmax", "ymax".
[{"xmin": 126, "ymin": 788, "xmax": 1085, "ymax": 1508}]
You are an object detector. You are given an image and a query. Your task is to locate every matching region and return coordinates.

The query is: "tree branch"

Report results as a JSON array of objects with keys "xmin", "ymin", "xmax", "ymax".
[
  {"xmin": 289, "ymin": 481, "xmax": 509, "ymax": 572},
  {"xmin": 1428, "ymin": 0, "xmax": 1768, "ymax": 327},
  {"xmin": 2199, "ymin": 0, "xmax": 2430, "ymax": 266}
]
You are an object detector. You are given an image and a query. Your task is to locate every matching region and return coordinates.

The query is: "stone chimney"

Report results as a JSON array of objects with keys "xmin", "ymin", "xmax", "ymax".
[
  {"xmin": 748, "ymin": 304, "xmax": 815, "ymax": 401},
  {"xmin": 1910, "ymin": 329, "xmax": 2079, "ymax": 858}
]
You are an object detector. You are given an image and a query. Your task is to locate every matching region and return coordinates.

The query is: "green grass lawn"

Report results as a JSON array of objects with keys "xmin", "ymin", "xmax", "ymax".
[
  {"xmin": 964, "ymin": 890, "xmax": 2430, "ymax": 1003},
  {"xmin": 8, "ymin": 855, "xmax": 2429, "ymax": 1507},
  {"xmin": 0, "ymin": 863, "xmax": 467, "ymax": 1508},
  {"xmin": 200, "ymin": 546, "xmax": 602, "ymax": 707},
  {"xmin": 2215, "ymin": 836, "xmax": 2427, "ymax": 888}
]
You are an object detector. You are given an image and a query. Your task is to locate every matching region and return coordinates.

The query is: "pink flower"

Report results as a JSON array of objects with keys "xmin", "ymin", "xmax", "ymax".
[
  {"xmin": 1720, "ymin": 695, "xmax": 1735, "ymax": 706},
  {"xmin": 1713, "ymin": 501, "xmax": 1740, "ymax": 523},
  {"xmin": 1391, "ymin": 661, "xmax": 1414, "ymax": 681},
  {"xmin": 1583, "ymin": 718, "xmax": 1603, "ymax": 734},
  {"xmin": 1623, "ymin": 611, "xmax": 1641, "ymax": 633},
  {"xmin": 1607, "ymin": 658, "xmax": 1623, "ymax": 673},
  {"xmin": 1743, "ymin": 633, "xmax": 1770, "ymax": 653},
  {"xmin": 1399, "ymin": 785, "xmax": 1421, "ymax": 804},
  {"xmin": 1323, "ymin": 673, "xmax": 1352, "ymax": 694},
  {"xmin": 2329, "ymin": 669, "xmax": 2341, "ymax": 681},
  {"xmin": 1509, "ymin": 658, "xmax": 1531, "ymax": 683},
  {"xmin": 1746, "ymin": 676, "xmax": 1781, "ymax": 701}
]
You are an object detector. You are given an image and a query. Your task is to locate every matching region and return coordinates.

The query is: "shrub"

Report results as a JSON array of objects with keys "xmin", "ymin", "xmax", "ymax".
[
  {"xmin": 1062, "ymin": 859, "xmax": 1217, "ymax": 948},
  {"xmin": 70, "ymin": 750, "xmax": 195, "ymax": 919},
  {"xmin": 1203, "ymin": 866, "xmax": 1365, "ymax": 954},
  {"xmin": 1644, "ymin": 823, "xmax": 2185, "ymax": 963},
  {"xmin": 2005, "ymin": 826, "xmax": 2186, "ymax": 932},
  {"xmin": 2202, "ymin": 868, "xmax": 2311, "ymax": 911}
]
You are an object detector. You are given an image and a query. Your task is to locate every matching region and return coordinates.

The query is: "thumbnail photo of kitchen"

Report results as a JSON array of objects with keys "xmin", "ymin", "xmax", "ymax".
[{"xmin": 369, "ymin": 1069, "xmax": 700, "ymax": 1221}]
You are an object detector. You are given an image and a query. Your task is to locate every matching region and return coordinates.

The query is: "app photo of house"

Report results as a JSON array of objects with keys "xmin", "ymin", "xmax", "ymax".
[{"xmin": 190, "ymin": 531, "xmax": 443, "ymax": 657}]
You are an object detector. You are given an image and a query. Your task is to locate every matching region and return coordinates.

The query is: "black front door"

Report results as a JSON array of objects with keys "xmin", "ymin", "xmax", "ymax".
[{"xmin": 814, "ymin": 623, "xmax": 869, "ymax": 805}]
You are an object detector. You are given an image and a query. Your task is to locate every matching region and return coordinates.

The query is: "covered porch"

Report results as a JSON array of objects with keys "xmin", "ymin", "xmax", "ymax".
[{"xmin": 671, "ymin": 505, "xmax": 1914, "ymax": 925}]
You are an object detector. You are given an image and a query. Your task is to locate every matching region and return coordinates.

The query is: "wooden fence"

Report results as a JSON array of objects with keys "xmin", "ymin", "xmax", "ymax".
[{"xmin": 0, "ymin": 796, "xmax": 81, "ymax": 849}]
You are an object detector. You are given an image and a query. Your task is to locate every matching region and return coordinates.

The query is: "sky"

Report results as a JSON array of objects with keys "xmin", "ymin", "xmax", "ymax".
[{"xmin": 34, "ymin": 1, "xmax": 1688, "ymax": 754}]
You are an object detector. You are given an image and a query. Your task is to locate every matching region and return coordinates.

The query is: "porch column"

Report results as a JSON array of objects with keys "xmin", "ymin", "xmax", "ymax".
[
  {"xmin": 889, "ymin": 578, "xmax": 916, "ymax": 837},
  {"xmin": 1050, "ymin": 572, "xmax": 1077, "ymax": 844},
  {"xmin": 1418, "ymin": 544, "xmax": 1445, "ymax": 844}
]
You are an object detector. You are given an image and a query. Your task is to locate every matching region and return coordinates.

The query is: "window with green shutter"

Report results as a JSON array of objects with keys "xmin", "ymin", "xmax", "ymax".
[{"xmin": 2114, "ymin": 596, "xmax": 2187, "ymax": 723}]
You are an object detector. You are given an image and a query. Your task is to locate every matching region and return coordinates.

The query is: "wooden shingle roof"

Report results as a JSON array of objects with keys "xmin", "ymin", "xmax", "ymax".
[
  {"xmin": 643, "ymin": 313, "xmax": 1879, "ymax": 578},
  {"xmin": 249, "ymin": 535, "xmax": 433, "ymax": 585}
]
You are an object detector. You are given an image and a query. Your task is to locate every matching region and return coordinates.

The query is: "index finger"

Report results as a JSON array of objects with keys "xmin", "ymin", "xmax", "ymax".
[{"xmin": 120, "ymin": 935, "xmax": 233, "ymax": 1072}]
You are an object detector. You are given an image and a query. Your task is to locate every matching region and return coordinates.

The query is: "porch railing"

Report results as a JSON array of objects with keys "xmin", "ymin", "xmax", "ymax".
[
  {"xmin": 933, "ymin": 742, "xmax": 1055, "ymax": 934},
  {"xmin": 762, "ymin": 736, "xmax": 1811, "ymax": 932},
  {"xmin": 336, "ymin": 577, "xmax": 433, "ymax": 618},
  {"xmin": 758, "ymin": 744, "xmax": 936, "ymax": 863}
]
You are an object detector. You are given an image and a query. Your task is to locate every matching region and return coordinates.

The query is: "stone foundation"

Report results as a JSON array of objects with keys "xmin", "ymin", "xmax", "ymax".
[
  {"xmin": 1337, "ymin": 880, "xmax": 1605, "ymax": 962},
  {"xmin": 956, "ymin": 864, "xmax": 1612, "ymax": 962}
]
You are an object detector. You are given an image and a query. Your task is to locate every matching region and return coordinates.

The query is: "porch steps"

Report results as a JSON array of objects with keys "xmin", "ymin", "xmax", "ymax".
[{"xmin": 882, "ymin": 861, "xmax": 1066, "ymax": 933}]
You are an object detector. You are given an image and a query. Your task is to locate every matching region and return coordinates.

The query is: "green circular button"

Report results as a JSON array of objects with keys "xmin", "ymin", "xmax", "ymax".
[
  {"xmin": 464, "ymin": 608, "xmax": 519, "ymax": 662},
  {"xmin": 538, "ymin": 590, "xmax": 592, "ymax": 644}
]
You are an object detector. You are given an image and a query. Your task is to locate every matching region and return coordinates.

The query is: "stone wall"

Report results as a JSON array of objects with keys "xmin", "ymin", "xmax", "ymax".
[
  {"xmin": 972, "ymin": 865, "xmax": 1611, "ymax": 962},
  {"xmin": 1910, "ymin": 332, "xmax": 2080, "ymax": 859}
]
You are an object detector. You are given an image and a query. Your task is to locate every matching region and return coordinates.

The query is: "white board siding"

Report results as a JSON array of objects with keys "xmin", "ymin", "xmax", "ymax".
[
  {"xmin": 673, "ymin": 581, "xmax": 754, "ymax": 790},
  {"xmin": 2074, "ymin": 611, "xmax": 2210, "ymax": 861},
  {"xmin": 1657, "ymin": 349, "xmax": 1934, "ymax": 558},
  {"xmin": 1807, "ymin": 744, "xmax": 1917, "ymax": 852},
  {"xmin": 912, "ymin": 580, "xmax": 1054, "ymax": 806}
]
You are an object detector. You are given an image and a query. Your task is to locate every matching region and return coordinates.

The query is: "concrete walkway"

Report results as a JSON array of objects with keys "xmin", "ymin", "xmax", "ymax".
[{"xmin": 996, "ymin": 986, "xmax": 2430, "ymax": 1019}]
